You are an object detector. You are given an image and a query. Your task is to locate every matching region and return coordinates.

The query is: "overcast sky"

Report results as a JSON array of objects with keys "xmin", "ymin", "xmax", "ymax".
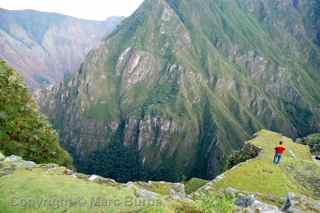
[{"xmin": 0, "ymin": 0, "xmax": 144, "ymax": 20}]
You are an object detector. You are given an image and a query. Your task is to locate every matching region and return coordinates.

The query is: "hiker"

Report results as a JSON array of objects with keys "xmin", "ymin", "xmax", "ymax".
[{"xmin": 273, "ymin": 141, "xmax": 286, "ymax": 164}]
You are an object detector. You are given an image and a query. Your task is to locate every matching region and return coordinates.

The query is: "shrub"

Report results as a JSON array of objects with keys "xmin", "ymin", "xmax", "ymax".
[
  {"xmin": 195, "ymin": 192, "xmax": 235, "ymax": 213},
  {"xmin": 225, "ymin": 143, "xmax": 261, "ymax": 170},
  {"xmin": 0, "ymin": 60, "xmax": 72, "ymax": 166}
]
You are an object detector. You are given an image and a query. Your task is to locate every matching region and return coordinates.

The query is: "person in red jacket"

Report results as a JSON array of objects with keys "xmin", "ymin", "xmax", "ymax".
[{"xmin": 273, "ymin": 141, "xmax": 286, "ymax": 164}]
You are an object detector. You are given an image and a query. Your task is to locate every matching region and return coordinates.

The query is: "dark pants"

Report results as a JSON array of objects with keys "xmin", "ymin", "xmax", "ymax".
[{"xmin": 273, "ymin": 153, "xmax": 282, "ymax": 164}]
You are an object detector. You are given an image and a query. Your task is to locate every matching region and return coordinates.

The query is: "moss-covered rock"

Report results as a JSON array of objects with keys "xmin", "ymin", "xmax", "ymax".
[{"xmin": 0, "ymin": 60, "xmax": 72, "ymax": 167}]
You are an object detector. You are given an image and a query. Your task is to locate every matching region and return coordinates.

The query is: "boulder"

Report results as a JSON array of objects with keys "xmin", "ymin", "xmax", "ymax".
[
  {"xmin": 0, "ymin": 165, "xmax": 15, "ymax": 177},
  {"xmin": 314, "ymin": 201, "xmax": 320, "ymax": 210},
  {"xmin": 136, "ymin": 188, "xmax": 160, "ymax": 200},
  {"xmin": 39, "ymin": 164, "xmax": 65, "ymax": 175},
  {"xmin": 247, "ymin": 200, "xmax": 282, "ymax": 213},
  {"xmin": 266, "ymin": 194, "xmax": 279, "ymax": 203},
  {"xmin": 234, "ymin": 194, "xmax": 281, "ymax": 213},
  {"xmin": 126, "ymin": 182, "xmax": 136, "ymax": 189},
  {"xmin": 281, "ymin": 193, "xmax": 304, "ymax": 213},
  {"xmin": 0, "ymin": 152, "xmax": 5, "ymax": 161},
  {"xmin": 73, "ymin": 173, "xmax": 90, "ymax": 180},
  {"xmin": 0, "ymin": 169, "xmax": 13, "ymax": 177},
  {"xmin": 282, "ymin": 192, "xmax": 294, "ymax": 211},
  {"xmin": 3, "ymin": 155, "xmax": 35, "ymax": 169},
  {"xmin": 225, "ymin": 187, "xmax": 239, "ymax": 197},
  {"xmin": 88, "ymin": 175, "xmax": 100, "ymax": 181},
  {"xmin": 63, "ymin": 169, "xmax": 74, "ymax": 175},
  {"xmin": 235, "ymin": 194, "xmax": 256, "ymax": 208},
  {"xmin": 39, "ymin": 164, "xmax": 59, "ymax": 170},
  {"xmin": 88, "ymin": 175, "xmax": 117, "ymax": 185},
  {"xmin": 281, "ymin": 193, "xmax": 320, "ymax": 213},
  {"xmin": 4, "ymin": 155, "xmax": 22, "ymax": 162},
  {"xmin": 169, "ymin": 183, "xmax": 187, "ymax": 200},
  {"xmin": 21, "ymin": 161, "xmax": 36, "ymax": 169}
]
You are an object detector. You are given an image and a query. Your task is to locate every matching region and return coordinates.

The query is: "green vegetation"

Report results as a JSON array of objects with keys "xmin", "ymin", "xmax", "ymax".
[
  {"xmin": 139, "ymin": 200, "xmax": 200, "ymax": 213},
  {"xmin": 214, "ymin": 130, "xmax": 320, "ymax": 199},
  {"xmin": 85, "ymin": 137, "xmax": 141, "ymax": 183},
  {"xmin": 0, "ymin": 166, "xmax": 141, "ymax": 213},
  {"xmin": 225, "ymin": 143, "xmax": 261, "ymax": 170},
  {"xmin": 297, "ymin": 133, "xmax": 320, "ymax": 155},
  {"xmin": 0, "ymin": 60, "xmax": 72, "ymax": 166},
  {"xmin": 184, "ymin": 178, "xmax": 209, "ymax": 194},
  {"xmin": 194, "ymin": 192, "xmax": 235, "ymax": 213}
]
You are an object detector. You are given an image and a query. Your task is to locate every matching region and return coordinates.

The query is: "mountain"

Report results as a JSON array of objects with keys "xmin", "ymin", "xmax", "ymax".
[
  {"xmin": 0, "ymin": 59, "xmax": 71, "ymax": 166},
  {"xmin": 0, "ymin": 8, "xmax": 124, "ymax": 89},
  {"xmin": 1, "ymin": 130, "xmax": 319, "ymax": 212},
  {"xmin": 38, "ymin": 0, "xmax": 320, "ymax": 182}
]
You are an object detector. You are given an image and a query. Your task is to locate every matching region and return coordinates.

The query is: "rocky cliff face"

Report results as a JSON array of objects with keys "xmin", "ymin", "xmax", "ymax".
[
  {"xmin": 38, "ymin": 0, "xmax": 320, "ymax": 182},
  {"xmin": 0, "ymin": 9, "xmax": 123, "ymax": 89}
]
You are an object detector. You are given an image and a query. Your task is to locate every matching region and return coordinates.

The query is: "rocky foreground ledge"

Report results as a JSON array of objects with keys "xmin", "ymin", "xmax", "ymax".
[
  {"xmin": 197, "ymin": 130, "xmax": 320, "ymax": 212},
  {"xmin": 1, "ymin": 130, "xmax": 320, "ymax": 212}
]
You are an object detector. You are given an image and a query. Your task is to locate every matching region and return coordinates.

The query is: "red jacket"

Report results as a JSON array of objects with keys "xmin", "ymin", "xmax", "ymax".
[{"xmin": 275, "ymin": 145, "xmax": 286, "ymax": 154}]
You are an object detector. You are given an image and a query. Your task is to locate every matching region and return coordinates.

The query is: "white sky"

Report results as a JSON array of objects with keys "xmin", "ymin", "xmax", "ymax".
[{"xmin": 0, "ymin": 0, "xmax": 144, "ymax": 20}]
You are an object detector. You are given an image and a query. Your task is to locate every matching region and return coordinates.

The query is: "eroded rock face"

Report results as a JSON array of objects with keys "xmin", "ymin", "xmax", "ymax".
[{"xmin": 38, "ymin": 0, "xmax": 320, "ymax": 182}]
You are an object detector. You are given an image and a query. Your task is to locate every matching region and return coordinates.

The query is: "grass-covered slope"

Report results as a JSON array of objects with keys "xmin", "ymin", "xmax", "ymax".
[
  {"xmin": 0, "ymin": 60, "xmax": 72, "ymax": 166},
  {"xmin": 206, "ymin": 130, "xmax": 320, "ymax": 200},
  {"xmin": 0, "ymin": 167, "xmax": 138, "ymax": 213},
  {"xmin": 1, "ymin": 131, "xmax": 319, "ymax": 212},
  {"xmin": 0, "ymin": 153, "xmax": 236, "ymax": 213}
]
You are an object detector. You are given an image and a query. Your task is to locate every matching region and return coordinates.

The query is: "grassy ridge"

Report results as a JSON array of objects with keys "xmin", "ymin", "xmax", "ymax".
[{"xmin": 214, "ymin": 130, "xmax": 320, "ymax": 199}]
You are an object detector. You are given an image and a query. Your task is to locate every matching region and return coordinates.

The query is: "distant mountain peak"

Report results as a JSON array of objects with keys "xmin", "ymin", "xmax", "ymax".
[{"xmin": 0, "ymin": 9, "xmax": 123, "ymax": 89}]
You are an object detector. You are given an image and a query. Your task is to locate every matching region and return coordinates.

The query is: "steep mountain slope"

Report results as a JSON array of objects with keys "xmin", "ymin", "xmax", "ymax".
[
  {"xmin": 0, "ymin": 8, "xmax": 123, "ymax": 89},
  {"xmin": 0, "ymin": 60, "xmax": 71, "ymax": 166},
  {"xmin": 38, "ymin": 0, "xmax": 320, "ymax": 182}
]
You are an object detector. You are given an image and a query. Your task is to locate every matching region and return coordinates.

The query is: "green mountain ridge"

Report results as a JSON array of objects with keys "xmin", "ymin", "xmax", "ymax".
[{"xmin": 38, "ymin": 0, "xmax": 320, "ymax": 182}]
